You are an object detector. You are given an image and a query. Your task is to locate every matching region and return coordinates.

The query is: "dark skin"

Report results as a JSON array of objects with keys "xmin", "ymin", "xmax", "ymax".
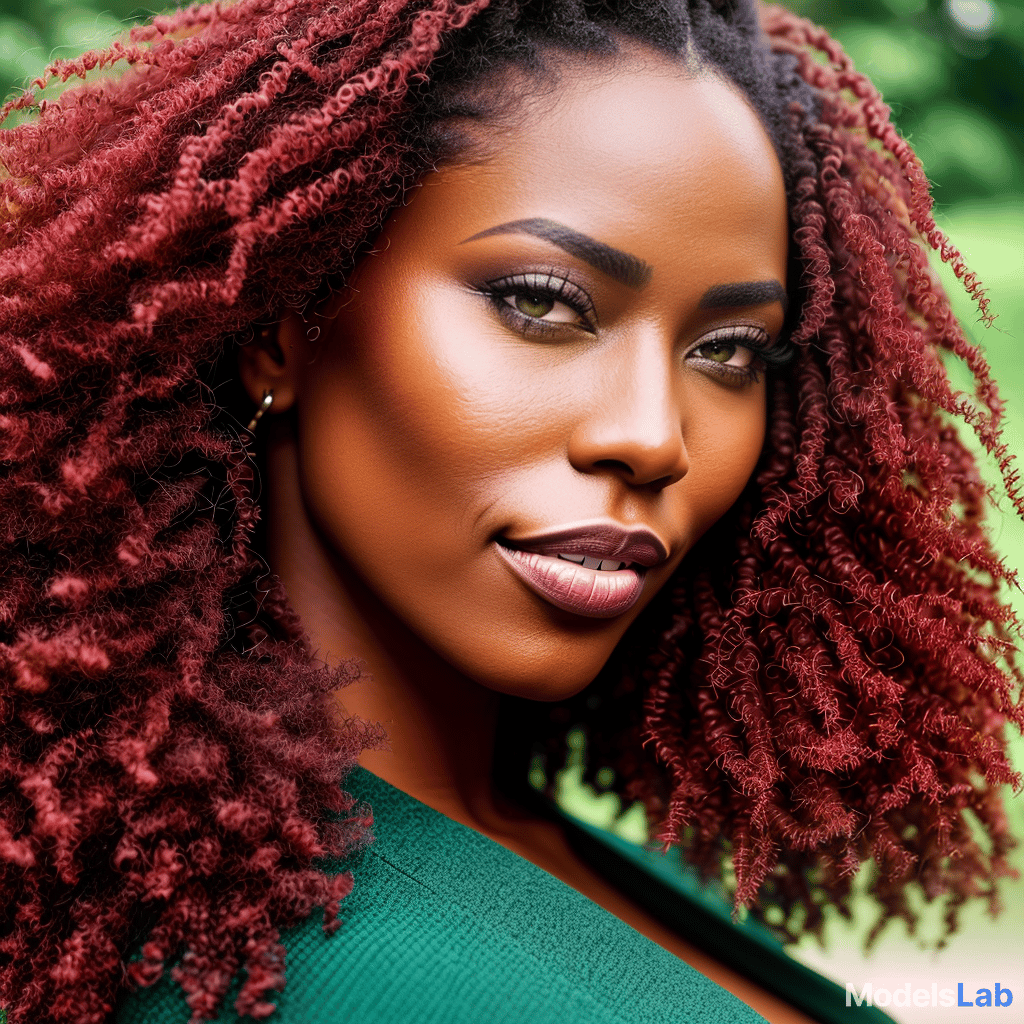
[{"xmin": 240, "ymin": 45, "xmax": 813, "ymax": 1024}]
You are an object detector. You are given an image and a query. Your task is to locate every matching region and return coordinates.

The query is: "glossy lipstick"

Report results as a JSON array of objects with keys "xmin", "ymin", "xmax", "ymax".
[{"xmin": 495, "ymin": 523, "xmax": 669, "ymax": 618}]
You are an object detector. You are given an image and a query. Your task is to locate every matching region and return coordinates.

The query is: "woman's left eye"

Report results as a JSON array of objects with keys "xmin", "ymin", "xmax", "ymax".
[
  {"xmin": 692, "ymin": 338, "xmax": 757, "ymax": 368},
  {"xmin": 688, "ymin": 325, "xmax": 773, "ymax": 383}
]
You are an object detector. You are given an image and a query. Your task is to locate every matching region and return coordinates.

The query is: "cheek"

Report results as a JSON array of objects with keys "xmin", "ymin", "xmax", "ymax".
[
  {"xmin": 294, "ymin": 365, "xmax": 470, "ymax": 576},
  {"xmin": 291, "ymin": 293, "xmax": 547, "ymax": 595},
  {"xmin": 317, "ymin": 287, "xmax": 527, "ymax": 469},
  {"xmin": 679, "ymin": 385, "xmax": 767, "ymax": 533}
]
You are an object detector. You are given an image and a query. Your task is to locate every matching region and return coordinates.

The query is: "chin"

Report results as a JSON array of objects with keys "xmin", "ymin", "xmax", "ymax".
[{"xmin": 457, "ymin": 639, "xmax": 614, "ymax": 703}]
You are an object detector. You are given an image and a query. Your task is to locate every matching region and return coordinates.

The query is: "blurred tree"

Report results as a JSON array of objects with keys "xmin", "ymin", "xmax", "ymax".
[{"xmin": 791, "ymin": 0, "xmax": 1023, "ymax": 208}]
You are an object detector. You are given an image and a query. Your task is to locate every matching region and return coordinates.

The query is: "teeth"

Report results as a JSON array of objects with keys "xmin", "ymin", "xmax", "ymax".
[{"xmin": 556, "ymin": 554, "xmax": 626, "ymax": 571}]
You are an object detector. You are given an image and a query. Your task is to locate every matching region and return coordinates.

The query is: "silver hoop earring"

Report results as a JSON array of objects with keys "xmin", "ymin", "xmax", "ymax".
[{"xmin": 246, "ymin": 389, "xmax": 274, "ymax": 433}]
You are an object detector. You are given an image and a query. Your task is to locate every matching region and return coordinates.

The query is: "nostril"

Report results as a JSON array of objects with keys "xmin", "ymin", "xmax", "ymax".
[
  {"xmin": 645, "ymin": 473, "xmax": 676, "ymax": 492},
  {"xmin": 592, "ymin": 459, "xmax": 676, "ymax": 491},
  {"xmin": 593, "ymin": 458, "xmax": 633, "ymax": 476}
]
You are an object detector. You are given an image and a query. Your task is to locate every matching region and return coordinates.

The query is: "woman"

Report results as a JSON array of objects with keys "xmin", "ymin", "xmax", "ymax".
[{"xmin": 1, "ymin": 0, "xmax": 1020, "ymax": 1022}]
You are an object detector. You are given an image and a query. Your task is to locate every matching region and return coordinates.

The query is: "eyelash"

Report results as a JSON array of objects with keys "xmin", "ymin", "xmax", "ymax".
[
  {"xmin": 477, "ymin": 273, "xmax": 795, "ymax": 383},
  {"xmin": 687, "ymin": 324, "xmax": 794, "ymax": 385},
  {"xmin": 478, "ymin": 272, "xmax": 597, "ymax": 335}
]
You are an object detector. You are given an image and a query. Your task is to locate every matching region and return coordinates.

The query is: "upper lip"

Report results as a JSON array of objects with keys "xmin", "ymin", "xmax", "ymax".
[{"xmin": 499, "ymin": 522, "xmax": 670, "ymax": 568}]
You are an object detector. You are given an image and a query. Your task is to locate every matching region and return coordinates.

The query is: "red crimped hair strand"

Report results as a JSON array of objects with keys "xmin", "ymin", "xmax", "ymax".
[
  {"xmin": 630, "ymin": 4, "xmax": 1024, "ymax": 938},
  {"xmin": 0, "ymin": 1, "xmax": 488, "ymax": 1021}
]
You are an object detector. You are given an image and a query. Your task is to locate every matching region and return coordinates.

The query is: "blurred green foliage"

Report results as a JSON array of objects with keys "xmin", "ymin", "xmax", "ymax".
[
  {"xmin": 0, "ymin": 1, "xmax": 147, "ymax": 83},
  {"xmin": 791, "ymin": 0, "xmax": 1023, "ymax": 208}
]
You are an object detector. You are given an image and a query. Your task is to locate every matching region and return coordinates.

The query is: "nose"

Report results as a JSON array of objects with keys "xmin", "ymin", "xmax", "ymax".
[{"xmin": 567, "ymin": 332, "xmax": 689, "ymax": 490}]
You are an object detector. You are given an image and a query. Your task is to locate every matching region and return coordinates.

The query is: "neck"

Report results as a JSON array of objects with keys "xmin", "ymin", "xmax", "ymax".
[{"xmin": 262, "ymin": 414, "xmax": 517, "ymax": 833}]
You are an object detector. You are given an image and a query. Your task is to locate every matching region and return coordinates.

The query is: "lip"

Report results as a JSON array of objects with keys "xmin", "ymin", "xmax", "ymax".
[
  {"xmin": 501, "ymin": 522, "xmax": 669, "ymax": 567},
  {"xmin": 495, "ymin": 522, "xmax": 669, "ymax": 618}
]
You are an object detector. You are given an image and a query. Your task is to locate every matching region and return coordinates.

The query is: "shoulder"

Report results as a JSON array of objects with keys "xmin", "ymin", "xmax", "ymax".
[{"xmin": 115, "ymin": 769, "xmax": 766, "ymax": 1024}]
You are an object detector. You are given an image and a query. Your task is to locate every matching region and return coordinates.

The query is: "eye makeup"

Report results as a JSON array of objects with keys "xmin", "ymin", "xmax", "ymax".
[
  {"xmin": 478, "ymin": 270, "xmax": 598, "ymax": 336},
  {"xmin": 685, "ymin": 324, "xmax": 793, "ymax": 385}
]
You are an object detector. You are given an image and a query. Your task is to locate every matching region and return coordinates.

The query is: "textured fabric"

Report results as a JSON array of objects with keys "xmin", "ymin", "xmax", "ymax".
[{"xmin": 115, "ymin": 767, "xmax": 767, "ymax": 1023}]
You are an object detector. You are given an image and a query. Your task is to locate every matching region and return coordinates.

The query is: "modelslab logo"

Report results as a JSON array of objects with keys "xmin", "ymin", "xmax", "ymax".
[{"xmin": 846, "ymin": 981, "xmax": 1014, "ymax": 1009}]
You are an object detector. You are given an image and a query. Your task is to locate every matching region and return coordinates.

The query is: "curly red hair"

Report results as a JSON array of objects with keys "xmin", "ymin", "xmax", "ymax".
[
  {"xmin": 0, "ymin": 0, "xmax": 1021, "ymax": 1021},
  {"xmin": 543, "ymin": 9, "xmax": 1024, "ymax": 945}
]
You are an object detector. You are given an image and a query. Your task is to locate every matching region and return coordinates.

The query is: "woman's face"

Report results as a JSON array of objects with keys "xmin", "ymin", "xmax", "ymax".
[{"xmin": 291, "ymin": 50, "xmax": 789, "ymax": 699}]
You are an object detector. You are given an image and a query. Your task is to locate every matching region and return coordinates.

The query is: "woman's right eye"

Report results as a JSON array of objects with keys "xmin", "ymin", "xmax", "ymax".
[
  {"xmin": 482, "ymin": 272, "xmax": 597, "ymax": 335},
  {"xmin": 502, "ymin": 291, "xmax": 581, "ymax": 324}
]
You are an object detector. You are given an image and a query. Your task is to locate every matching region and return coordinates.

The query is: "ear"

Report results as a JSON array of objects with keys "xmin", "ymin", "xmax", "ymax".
[{"xmin": 237, "ymin": 312, "xmax": 312, "ymax": 416}]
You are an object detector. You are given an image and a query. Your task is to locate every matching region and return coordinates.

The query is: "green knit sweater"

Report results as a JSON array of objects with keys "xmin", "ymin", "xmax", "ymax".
[{"xmin": 114, "ymin": 767, "xmax": 768, "ymax": 1024}]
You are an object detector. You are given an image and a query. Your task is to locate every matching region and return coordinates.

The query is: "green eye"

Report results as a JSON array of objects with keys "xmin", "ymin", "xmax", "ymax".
[
  {"xmin": 515, "ymin": 293, "xmax": 555, "ymax": 318},
  {"xmin": 688, "ymin": 326, "xmax": 771, "ymax": 385},
  {"xmin": 699, "ymin": 340, "xmax": 737, "ymax": 363},
  {"xmin": 484, "ymin": 273, "xmax": 598, "ymax": 334}
]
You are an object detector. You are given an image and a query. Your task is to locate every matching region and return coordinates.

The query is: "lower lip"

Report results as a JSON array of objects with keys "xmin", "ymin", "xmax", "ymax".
[{"xmin": 495, "ymin": 543, "xmax": 646, "ymax": 618}]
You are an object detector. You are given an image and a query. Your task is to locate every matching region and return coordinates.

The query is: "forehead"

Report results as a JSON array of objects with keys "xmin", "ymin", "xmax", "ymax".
[
  {"xmin": 384, "ymin": 50, "xmax": 788, "ymax": 289},
  {"xmin": 483, "ymin": 50, "xmax": 781, "ymax": 182}
]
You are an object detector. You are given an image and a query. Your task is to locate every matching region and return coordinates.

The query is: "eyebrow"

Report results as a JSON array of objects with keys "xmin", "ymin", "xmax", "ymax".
[
  {"xmin": 699, "ymin": 281, "xmax": 788, "ymax": 313},
  {"xmin": 460, "ymin": 218, "xmax": 652, "ymax": 290}
]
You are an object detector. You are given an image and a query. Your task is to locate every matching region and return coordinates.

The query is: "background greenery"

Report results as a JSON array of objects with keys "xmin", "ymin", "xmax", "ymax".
[{"xmin": 1, "ymin": 1, "xmax": 1021, "ymax": 1020}]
